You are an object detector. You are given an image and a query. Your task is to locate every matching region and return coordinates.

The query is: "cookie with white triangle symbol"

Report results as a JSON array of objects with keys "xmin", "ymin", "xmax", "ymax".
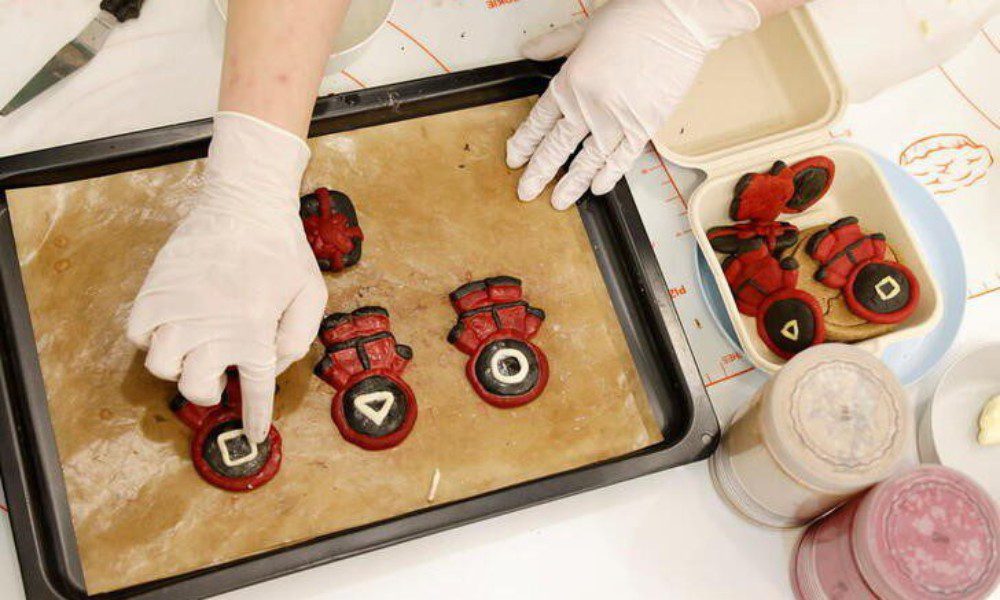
[{"xmin": 314, "ymin": 307, "xmax": 417, "ymax": 450}]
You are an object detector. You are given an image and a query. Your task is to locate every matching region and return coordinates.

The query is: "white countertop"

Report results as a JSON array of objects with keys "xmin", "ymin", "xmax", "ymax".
[{"xmin": 0, "ymin": 1, "xmax": 997, "ymax": 598}]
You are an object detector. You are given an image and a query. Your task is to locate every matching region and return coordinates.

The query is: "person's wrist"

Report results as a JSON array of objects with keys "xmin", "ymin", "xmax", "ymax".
[
  {"xmin": 204, "ymin": 111, "xmax": 311, "ymax": 213},
  {"xmin": 661, "ymin": 0, "xmax": 761, "ymax": 49}
]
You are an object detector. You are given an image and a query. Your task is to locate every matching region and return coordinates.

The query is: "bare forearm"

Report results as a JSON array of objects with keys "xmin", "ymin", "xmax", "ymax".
[
  {"xmin": 219, "ymin": 0, "xmax": 350, "ymax": 138},
  {"xmin": 749, "ymin": 0, "xmax": 806, "ymax": 18}
]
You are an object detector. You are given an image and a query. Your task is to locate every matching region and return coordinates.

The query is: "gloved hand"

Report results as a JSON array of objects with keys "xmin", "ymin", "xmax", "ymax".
[
  {"xmin": 507, "ymin": 0, "xmax": 760, "ymax": 210},
  {"xmin": 127, "ymin": 112, "xmax": 327, "ymax": 443}
]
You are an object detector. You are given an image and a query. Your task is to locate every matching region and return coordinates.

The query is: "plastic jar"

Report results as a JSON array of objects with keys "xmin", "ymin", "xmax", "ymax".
[
  {"xmin": 792, "ymin": 465, "xmax": 1000, "ymax": 600},
  {"xmin": 709, "ymin": 344, "xmax": 910, "ymax": 528}
]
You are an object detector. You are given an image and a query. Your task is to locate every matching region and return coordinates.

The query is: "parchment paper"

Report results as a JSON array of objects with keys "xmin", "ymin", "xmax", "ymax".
[{"xmin": 7, "ymin": 98, "xmax": 661, "ymax": 593}]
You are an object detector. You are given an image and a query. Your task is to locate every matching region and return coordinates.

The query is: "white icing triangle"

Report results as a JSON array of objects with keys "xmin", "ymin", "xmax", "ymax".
[
  {"xmin": 354, "ymin": 391, "xmax": 395, "ymax": 426},
  {"xmin": 781, "ymin": 319, "xmax": 800, "ymax": 341}
]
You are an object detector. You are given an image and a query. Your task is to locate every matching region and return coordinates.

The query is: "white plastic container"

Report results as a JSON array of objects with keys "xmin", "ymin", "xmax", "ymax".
[
  {"xmin": 652, "ymin": 9, "xmax": 943, "ymax": 373},
  {"xmin": 709, "ymin": 344, "xmax": 911, "ymax": 528},
  {"xmin": 213, "ymin": 0, "xmax": 394, "ymax": 75}
]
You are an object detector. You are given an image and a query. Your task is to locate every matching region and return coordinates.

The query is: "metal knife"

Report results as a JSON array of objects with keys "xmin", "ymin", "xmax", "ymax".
[{"xmin": 1, "ymin": 0, "xmax": 147, "ymax": 116}]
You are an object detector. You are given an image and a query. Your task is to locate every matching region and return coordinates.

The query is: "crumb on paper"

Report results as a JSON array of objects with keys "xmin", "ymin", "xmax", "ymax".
[
  {"xmin": 919, "ymin": 19, "xmax": 932, "ymax": 37},
  {"xmin": 427, "ymin": 468, "xmax": 441, "ymax": 503},
  {"xmin": 978, "ymin": 395, "xmax": 1000, "ymax": 446}
]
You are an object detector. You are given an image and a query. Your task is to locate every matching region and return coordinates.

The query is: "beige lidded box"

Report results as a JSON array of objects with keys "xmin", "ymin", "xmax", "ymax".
[{"xmin": 651, "ymin": 8, "xmax": 943, "ymax": 373}]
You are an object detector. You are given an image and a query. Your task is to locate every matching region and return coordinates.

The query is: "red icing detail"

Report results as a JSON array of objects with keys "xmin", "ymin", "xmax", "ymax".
[
  {"xmin": 722, "ymin": 243, "xmax": 799, "ymax": 317},
  {"xmin": 173, "ymin": 370, "xmax": 282, "ymax": 492},
  {"xmin": 808, "ymin": 219, "xmax": 919, "ymax": 324},
  {"xmin": 447, "ymin": 277, "xmax": 549, "ymax": 408},
  {"xmin": 844, "ymin": 259, "xmax": 920, "ymax": 325},
  {"xmin": 808, "ymin": 219, "xmax": 887, "ymax": 288},
  {"xmin": 314, "ymin": 309, "xmax": 417, "ymax": 450},
  {"xmin": 730, "ymin": 156, "xmax": 835, "ymax": 222},
  {"xmin": 730, "ymin": 163, "xmax": 795, "ymax": 222},
  {"xmin": 755, "ymin": 288, "xmax": 826, "ymax": 360},
  {"xmin": 301, "ymin": 187, "xmax": 363, "ymax": 272}
]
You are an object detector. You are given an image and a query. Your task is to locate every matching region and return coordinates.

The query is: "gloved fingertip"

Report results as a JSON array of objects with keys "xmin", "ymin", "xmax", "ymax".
[
  {"xmin": 517, "ymin": 178, "xmax": 543, "ymax": 202},
  {"xmin": 591, "ymin": 176, "xmax": 617, "ymax": 197},
  {"xmin": 248, "ymin": 422, "xmax": 270, "ymax": 445},
  {"xmin": 505, "ymin": 138, "xmax": 528, "ymax": 169},
  {"xmin": 551, "ymin": 192, "xmax": 579, "ymax": 211},
  {"xmin": 178, "ymin": 373, "xmax": 227, "ymax": 407}
]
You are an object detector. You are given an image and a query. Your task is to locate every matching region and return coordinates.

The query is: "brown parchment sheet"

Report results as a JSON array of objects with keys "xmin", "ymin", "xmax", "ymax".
[{"xmin": 7, "ymin": 98, "xmax": 661, "ymax": 593}]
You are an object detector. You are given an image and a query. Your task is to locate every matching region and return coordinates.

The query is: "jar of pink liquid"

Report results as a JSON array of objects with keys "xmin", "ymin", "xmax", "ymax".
[{"xmin": 793, "ymin": 465, "xmax": 1000, "ymax": 600}]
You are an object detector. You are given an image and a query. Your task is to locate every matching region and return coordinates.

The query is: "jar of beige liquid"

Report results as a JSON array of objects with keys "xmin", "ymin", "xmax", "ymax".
[{"xmin": 709, "ymin": 344, "xmax": 910, "ymax": 528}]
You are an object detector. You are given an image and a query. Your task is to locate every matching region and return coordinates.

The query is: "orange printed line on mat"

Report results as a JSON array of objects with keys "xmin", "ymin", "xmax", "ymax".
[
  {"xmin": 938, "ymin": 66, "xmax": 998, "ymax": 130},
  {"xmin": 654, "ymin": 150, "xmax": 687, "ymax": 209},
  {"xmin": 968, "ymin": 285, "xmax": 999, "ymax": 300},
  {"xmin": 388, "ymin": 20, "xmax": 451, "ymax": 73},
  {"xmin": 705, "ymin": 366, "xmax": 755, "ymax": 387},
  {"xmin": 340, "ymin": 70, "xmax": 367, "ymax": 89},
  {"xmin": 575, "ymin": 0, "xmax": 590, "ymax": 18}
]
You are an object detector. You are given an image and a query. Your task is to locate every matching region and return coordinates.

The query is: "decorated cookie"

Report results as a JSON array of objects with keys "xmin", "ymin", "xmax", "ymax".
[
  {"xmin": 447, "ymin": 276, "xmax": 549, "ymax": 408},
  {"xmin": 729, "ymin": 156, "xmax": 835, "ymax": 222},
  {"xmin": 707, "ymin": 221, "xmax": 799, "ymax": 255},
  {"xmin": 783, "ymin": 225, "xmax": 900, "ymax": 343},
  {"xmin": 314, "ymin": 307, "xmax": 417, "ymax": 450},
  {"xmin": 300, "ymin": 187, "xmax": 364, "ymax": 272},
  {"xmin": 807, "ymin": 217, "xmax": 919, "ymax": 325},
  {"xmin": 721, "ymin": 241, "xmax": 825, "ymax": 359},
  {"xmin": 171, "ymin": 369, "xmax": 282, "ymax": 492}
]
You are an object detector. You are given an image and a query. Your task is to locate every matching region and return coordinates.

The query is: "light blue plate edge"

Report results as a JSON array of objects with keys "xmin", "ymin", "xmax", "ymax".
[{"xmin": 693, "ymin": 149, "xmax": 967, "ymax": 385}]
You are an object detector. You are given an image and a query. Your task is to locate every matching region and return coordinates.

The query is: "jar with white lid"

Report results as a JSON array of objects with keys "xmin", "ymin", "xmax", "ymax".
[{"xmin": 709, "ymin": 344, "xmax": 911, "ymax": 528}]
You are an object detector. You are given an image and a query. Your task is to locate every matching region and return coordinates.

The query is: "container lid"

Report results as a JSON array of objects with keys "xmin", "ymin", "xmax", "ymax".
[
  {"xmin": 652, "ymin": 8, "xmax": 846, "ymax": 175},
  {"xmin": 852, "ymin": 466, "xmax": 1000, "ymax": 600},
  {"xmin": 759, "ymin": 344, "xmax": 909, "ymax": 495}
]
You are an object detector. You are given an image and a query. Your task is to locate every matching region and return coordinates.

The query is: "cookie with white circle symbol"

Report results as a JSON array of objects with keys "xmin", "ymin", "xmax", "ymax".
[
  {"xmin": 314, "ymin": 307, "xmax": 417, "ymax": 450},
  {"xmin": 447, "ymin": 276, "xmax": 549, "ymax": 408}
]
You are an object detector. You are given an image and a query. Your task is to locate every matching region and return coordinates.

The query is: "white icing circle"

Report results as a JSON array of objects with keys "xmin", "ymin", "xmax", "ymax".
[{"xmin": 490, "ymin": 348, "xmax": 529, "ymax": 385}]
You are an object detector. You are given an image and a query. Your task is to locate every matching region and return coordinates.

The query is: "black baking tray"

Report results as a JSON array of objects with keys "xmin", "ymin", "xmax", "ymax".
[{"xmin": 0, "ymin": 60, "xmax": 717, "ymax": 599}]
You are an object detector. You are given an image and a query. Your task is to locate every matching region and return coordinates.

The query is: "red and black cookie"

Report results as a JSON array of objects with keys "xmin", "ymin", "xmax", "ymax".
[
  {"xmin": 784, "ymin": 156, "xmax": 835, "ymax": 213},
  {"xmin": 314, "ymin": 307, "xmax": 417, "ymax": 450},
  {"xmin": 729, "ymin": 156, "xmax": 835, "ymax": 222},
  {"xmin": 447, "ymin": 276, "xmax": 548, "ymax": 408},
  {"xmin": 807, "ymin": 217, "xmax": 919, "ymax": 324},
  {"xmin": 722, "ymin": 241, "xmax": 825, "ymax": 359},
  {"xmin": 300, "ymin": 187, "xmax": 364, "ymax": 272},
  {"xmin": 171, "ymin": 369, "xmax": 282, "ymax": 492},
  {"xmin": 707, "ymin": 221, "xmax": 799, "ymax": 255}
]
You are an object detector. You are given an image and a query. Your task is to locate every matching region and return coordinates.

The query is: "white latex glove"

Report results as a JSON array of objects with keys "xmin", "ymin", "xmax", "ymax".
[
  {"xmin": 507, "ymin": 0, "xmax": 760, "ymax": 210},
  {"xmin": 128, "ymin": 112, "xmax": 327, "ymax": 443}
]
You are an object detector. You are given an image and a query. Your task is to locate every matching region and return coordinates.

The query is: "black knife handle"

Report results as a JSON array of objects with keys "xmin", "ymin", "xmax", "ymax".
[{"xmin": 100, "ymin": 0, "xmax": 146, "ymax": 22}]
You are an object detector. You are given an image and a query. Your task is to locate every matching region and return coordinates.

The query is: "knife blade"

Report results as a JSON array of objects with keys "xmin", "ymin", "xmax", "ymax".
[{"xmin": 1, "ymin": 0, "xmax": 147, "ymax": 116}]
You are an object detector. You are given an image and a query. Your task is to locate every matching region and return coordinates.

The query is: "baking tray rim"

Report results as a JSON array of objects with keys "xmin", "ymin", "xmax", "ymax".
[{"xmin": 0, "ymin": 60, "xmax": 718, "ymax": 599}]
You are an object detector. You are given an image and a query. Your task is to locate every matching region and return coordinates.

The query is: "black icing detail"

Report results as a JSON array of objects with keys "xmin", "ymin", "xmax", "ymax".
[
  {"xmin": 768, "ymin": 161, "xmax": 788, "ymax": 176},
  {"xmin": 775, "ymin": 228, "xmax": 799, "ymax": 253},
  {"xmin": 202, "ymin": 420, "xmax": 271, "ymax": 480},
  {"xmin": 342, "ymin": 376, "xmax": 409, "ymax": 438},
  {"xmin": 779, "ymin": 256, "xmax": 799, "ymax": 271},
  {"xmin": 169, "ymin": 394, "xmax": 188, "ymax": 413},
  {"xmin": 762, "ymin": 298, "xmax": 817, "ymax": 356},
  {"xmin": 484, "ymin": 275, "xmax": 521, "ymax": 288},
  {"xmin": 474, "ymin": 338, "xmax": 540, "ymax": 397},
  {"xmin": 396, "ymin": 344, "xmax": 413, "ymax": 361},
  {"xmin": 788, "ymin": 166, "xmax": 830, "ymax": 210},
  {"xmin": 353, "ymin": 306, "xmax": 388, "ymax": 318},
  {"xmin": 852, "ymin": 262, "xmax": 911, "ymax": 314}
]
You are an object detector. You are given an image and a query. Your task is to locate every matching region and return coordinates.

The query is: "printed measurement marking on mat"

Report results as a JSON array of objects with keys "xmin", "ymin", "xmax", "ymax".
[{"xmin": 626, "ymin": 147, "xmax": 758, "ymax": 395}]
